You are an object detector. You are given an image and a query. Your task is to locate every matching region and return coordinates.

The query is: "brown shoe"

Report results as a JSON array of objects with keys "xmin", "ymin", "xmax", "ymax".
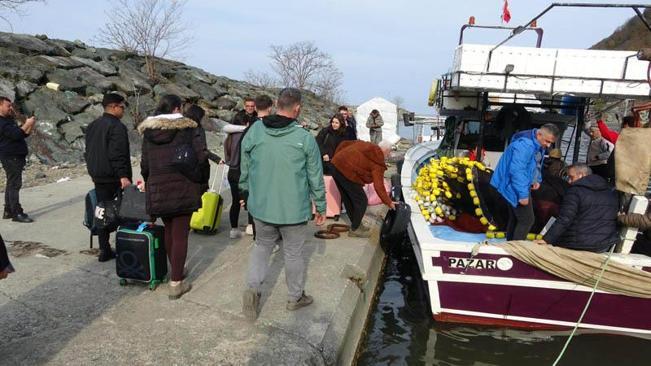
[
  {"xmin": 168, "ymin": 281, "xmax": 192, "ymax": 300},
  {"xmin": 242, "ymin": 288, "xmax": 261, "ymax": 320},
  {"xmin": 286, "ymin": 293, "xmax": 313, "ymax": 311}
]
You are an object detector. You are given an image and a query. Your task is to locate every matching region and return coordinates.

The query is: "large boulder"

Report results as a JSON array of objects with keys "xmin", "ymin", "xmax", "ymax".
[
  {"xmin": 23, "ymin": 88, "xmax": 88, "ymax": 121},
  {"xmin": 127, "ymin": 93, "xmax": 156, "ymax": 123},
  {"xmin": 0, "ymin": 32, "xmax": 67, "ymax": 56},
  {"xmin": 0, "ymin": 78, "xmax": 15, "ymax": 101},
  {"xmin": 214, "ymin": 95, "xmax": 238, "ymax": 110},
  {"xmin": 0, "ymin": 48, "xmax": 46, "ymax": 83},
  {"xmin": 175, "ymin": 67, "xmax": 217, "ymax": 85},
  {"xmin": 32, "ymin": 55, "xmax": 84, "ymax": 69},
  {"xmin": 153, "ymin": 83, "xmax": 199, "ymax": 100},
  {"xmin": 187, "ymin": 81, "xmax": 222, "ymax": 102},
  {"xmin": 75, "ymin": 67, "xmax": 115, "ymax": 93},
  {"xmin": 15, "ymin": 80, "xmax": 37, "ymax": 98},
  {"xmin": 45, "ymin": 69, "xmax": 86, "ymax": 93},
  {"xmin": 117, "ymin": 63, "xmax": 152, "ymax": 93},
  {"xmin": 60, "ymin": 105, "xmax": 102, "ymax": 143},
  {"xmin": 70, "ymin": 56, "xmax": 117, "ymax": 76}
]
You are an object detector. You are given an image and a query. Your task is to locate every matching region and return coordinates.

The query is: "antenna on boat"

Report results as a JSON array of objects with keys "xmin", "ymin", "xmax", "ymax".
[{"xmin": 485, "ymin": 3, "xmax": 651, "ymax": 72}]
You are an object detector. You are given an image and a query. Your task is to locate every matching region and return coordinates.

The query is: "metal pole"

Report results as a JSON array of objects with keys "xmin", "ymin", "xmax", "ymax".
[
  {"xmin": 488, "ymin": 3, "xmax": 651, "ymax": 60},
  {"xmin": 476, "ymin": 93, "xmax": 489, "ymax": 163},
  {"xmin": 572, "ymin": 98, "xmax": 587, "ymax": 163}
]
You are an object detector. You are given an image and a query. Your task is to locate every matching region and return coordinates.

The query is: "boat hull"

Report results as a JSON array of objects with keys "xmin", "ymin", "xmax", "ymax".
[{"xmin": 400, "ymin": 143, "xmax": 651, "ymax": 334}]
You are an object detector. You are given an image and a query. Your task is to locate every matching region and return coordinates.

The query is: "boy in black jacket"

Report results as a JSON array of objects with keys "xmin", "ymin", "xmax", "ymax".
[
  {"xmin": 0, "ymin": 96, "xmax": 36, "ymax": 223},
  {"xmin": 85, "ymin": 93, "xmax": 132, "ymax": 262}
]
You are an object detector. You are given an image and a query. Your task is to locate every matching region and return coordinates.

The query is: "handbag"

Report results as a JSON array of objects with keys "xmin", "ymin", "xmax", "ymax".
[
  {"xmin": 94, "ymin": 195, "xmax": 121, "ymax": 231},
  {"xmin": 119, "ymin": 185, "xmax": 152, "ymax": 222}
]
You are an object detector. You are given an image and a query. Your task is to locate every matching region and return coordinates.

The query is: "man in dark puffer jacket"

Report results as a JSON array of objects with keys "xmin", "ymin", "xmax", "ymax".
[{"xmin": 538, "ymin": 163, "xmax": 619, "ymax": 253}]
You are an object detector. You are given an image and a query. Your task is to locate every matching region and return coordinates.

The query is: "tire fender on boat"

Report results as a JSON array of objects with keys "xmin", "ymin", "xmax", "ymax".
[{"xmin": 381, "ymin": 202, "xmax": 411, "ymax": 248}]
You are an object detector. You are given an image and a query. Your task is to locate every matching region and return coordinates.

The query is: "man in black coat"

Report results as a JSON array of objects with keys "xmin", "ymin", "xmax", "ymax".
[
  {"xmin": 538, "ymin": 163, "xmax": 619, "ymax": 253},
  {"xmin": 85, "ymin": 93, "xmax": 132, "ymax": 262},
  {"xmin": 0, "ymin": 96, "xmax": 37, "ymax": 223}
]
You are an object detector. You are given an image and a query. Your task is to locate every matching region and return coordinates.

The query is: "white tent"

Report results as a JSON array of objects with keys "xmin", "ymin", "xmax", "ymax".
[{"xmin": 354, "ymin": 97, "xmax": 401, "ymax": 144}]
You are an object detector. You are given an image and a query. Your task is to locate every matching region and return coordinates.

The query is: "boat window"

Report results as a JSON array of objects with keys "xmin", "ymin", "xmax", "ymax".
[{"xmin": 456, "ymin": 120, "xmax": 507, "ymax": 152}]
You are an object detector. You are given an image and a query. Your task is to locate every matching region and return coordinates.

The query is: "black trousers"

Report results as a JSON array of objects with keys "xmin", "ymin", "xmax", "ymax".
[
  {"xmin": 1, "ymin": 155, "xmax": 26, "ymax": 215},
  {"xmin": 95, "ymin": 181, "xmax": 120, "ymax": 251},
  {"xmin": 506, "ymin": 201, "xmax": 535, "ymax": 241},
  {"xmin": 227, "ymin": 168, "xmax": 254, "ymax": 233},
  {"xmin": 331, "ymin": 167, "xmax": 367, "ymax": 230}
]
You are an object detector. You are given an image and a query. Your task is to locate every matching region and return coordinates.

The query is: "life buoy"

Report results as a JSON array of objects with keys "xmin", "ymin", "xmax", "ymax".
[{"xmin": 380, "ymin": 202, "xmax": 411, "ymax": 249}]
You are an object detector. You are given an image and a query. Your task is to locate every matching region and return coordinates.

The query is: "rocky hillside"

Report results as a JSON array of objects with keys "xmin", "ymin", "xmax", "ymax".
[
  {"xmin": 591, "ymin": 8, "xmax": 651, "ymax": 51},
  {"xmin": 0, "ymin": 32, "xmax": 337, "ymax": 164}
]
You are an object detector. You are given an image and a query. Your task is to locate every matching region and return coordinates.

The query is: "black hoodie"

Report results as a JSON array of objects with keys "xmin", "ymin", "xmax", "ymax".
[
  {"xmin": 262, "ymin": 114, "xmax": 295, "ymax": 129},
  {"xmin": 543, "ymin": 174, "xmax": 619, "ymax": 253}
]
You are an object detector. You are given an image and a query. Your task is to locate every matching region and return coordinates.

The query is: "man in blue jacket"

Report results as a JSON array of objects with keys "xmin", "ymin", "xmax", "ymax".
[
  {"xmin": 490, "ymin": 123, "xmax": 560, "ymax": 240},
  {"xmin": 0, "ymin": 96, "xmax": 36, "ymax": 223}
]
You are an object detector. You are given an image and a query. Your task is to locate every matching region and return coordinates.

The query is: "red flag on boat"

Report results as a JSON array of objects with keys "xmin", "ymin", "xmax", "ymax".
[{"xmin": 502, "ymin": 0, "xmax": 512, "ymax": 23}]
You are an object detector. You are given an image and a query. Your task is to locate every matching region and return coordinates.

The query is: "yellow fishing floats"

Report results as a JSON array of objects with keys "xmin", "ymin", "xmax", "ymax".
[{"xmin": 412, "ymin": 156, "xmax": 493, "ymax": 228}]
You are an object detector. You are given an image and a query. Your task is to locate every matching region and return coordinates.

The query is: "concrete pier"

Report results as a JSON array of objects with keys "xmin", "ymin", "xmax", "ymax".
[{"xmin": 0, "ymin": 173, "xmax": 387, "ymax": 365}]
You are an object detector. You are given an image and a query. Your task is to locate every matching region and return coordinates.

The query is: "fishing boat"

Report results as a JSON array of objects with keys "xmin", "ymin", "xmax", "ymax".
[{"xmin": 394, "ymin": 4, "xmax": 651, "ymax": 334}]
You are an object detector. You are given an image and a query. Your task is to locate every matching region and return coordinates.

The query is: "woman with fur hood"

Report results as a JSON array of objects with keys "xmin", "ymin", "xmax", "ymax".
[{"xmin": 139, "ymin": 94, "xmax": 209, "ymax": 300}]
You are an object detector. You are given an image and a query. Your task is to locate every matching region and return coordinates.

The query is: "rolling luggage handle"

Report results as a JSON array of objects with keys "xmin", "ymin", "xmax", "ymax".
[{"xmin": 210, "ymin": 164, "xmax": 227, "ymax": 193}]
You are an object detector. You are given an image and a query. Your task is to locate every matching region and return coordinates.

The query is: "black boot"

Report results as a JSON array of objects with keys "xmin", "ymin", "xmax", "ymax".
[
  {"xmin": 12, "ymin": 213, "xmax": 33, "ymax": 223},
  {"xmin": 3, "ymin": 210, "xmax": 12, "ymax": 219},
  {"xmin": 98, "ymin": 248, "xmax": 116, "ymax": 262}
]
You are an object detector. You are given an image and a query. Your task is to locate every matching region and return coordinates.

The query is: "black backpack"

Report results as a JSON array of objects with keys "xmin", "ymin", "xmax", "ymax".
[{"xmin": 83, "ymin": 189, "xmax": 99, "ymax": 248}]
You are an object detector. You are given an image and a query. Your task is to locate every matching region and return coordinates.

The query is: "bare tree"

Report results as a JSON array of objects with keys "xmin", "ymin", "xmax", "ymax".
[
  {"xmin": 95, "ymin": 0, "xmax": 190, "ymax": 80},
  {"xmin": 0, "ymin": 0, "xmax": 44, "ymax": 30},
  {"xmin": 243, "ymin": 69, "xmax": 278, "ymax": 89},
  {"xmin": 268, "ymin": 41, "xmax": 343, "ymax": 103}
]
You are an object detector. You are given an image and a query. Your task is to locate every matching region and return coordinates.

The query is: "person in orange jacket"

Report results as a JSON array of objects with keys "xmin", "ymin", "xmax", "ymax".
[{"xmin": 331, "ymin": 140, "xmax": 396, "ymax": 237}]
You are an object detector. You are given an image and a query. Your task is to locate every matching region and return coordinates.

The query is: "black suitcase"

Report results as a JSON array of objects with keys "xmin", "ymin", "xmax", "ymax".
[{"xmin": 116, "ymin": 223, "xmax": 167, "ymax": 290}]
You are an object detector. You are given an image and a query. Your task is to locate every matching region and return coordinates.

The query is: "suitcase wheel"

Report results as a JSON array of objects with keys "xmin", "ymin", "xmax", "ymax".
[
  {"xmin": 149, "ymin": 282, "xmax": 157, "ymax": 291},
  {"xmin": 119, "ymin": 279, "xmax": 127, "ymax": 286}
]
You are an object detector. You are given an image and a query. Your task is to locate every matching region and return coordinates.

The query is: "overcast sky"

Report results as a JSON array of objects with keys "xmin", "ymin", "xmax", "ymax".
[{"xmin": 2, "ymin": 0, "xmax": 640, "ymax": 113}]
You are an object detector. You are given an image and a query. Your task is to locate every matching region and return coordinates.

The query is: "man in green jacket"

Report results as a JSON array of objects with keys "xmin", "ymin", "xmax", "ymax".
[{"xmin": 239, "ymin": 88, "xmax": 326, "ymax": 320}]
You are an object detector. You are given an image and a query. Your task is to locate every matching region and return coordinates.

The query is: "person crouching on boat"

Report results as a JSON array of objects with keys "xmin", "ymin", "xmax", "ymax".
[
  {"xmin": 490, "ymin": 124, "xmax": 560, "ymax": 240},
  {"xmin": 535, "ymin": 163, "xmax": 619, "ymax": 253},
  {"xmin": 331, "ymin": 140, "xmax": 396, "ymax": 237}
]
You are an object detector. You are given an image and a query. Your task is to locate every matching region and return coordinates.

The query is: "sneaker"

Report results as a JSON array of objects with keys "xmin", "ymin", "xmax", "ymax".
[
  {"xmin": 245, "ymin": 224, "xmax": 254, "ymax": 236},
  {"xmin": 242, "ymin": 288, "xmax": 261, "ymax": 320},
  {"xmin": 229, "ymin": 228, "xmax": 243, "ymax": 239},
  {"xmin": 168, "ymin": 281, "xmax": 192, "ymax": 300},
  {"xmin": 349, "ymin": 228, "xmax": 371, "ymax": 238},
  {"xmin": 11, "ymin": 213, "xmax": 33, "ymax": 223},
  {"xmin": 286, "ymin": 293, "xmax": 313, "ymax": 311},
  {"xmin": 98, "ymin": 248, "xmax": 116, "ymax": 262},
  {"xmin": 358, "ymin": 224, "xmax": 372, "ymax": 232}
]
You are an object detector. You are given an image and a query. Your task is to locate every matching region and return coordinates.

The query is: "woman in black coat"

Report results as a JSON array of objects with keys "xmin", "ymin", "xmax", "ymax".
[
  {"xmin": 0, "ymin": 233, "xmax": 14, "ymax": 280},
  {"xmin": 316, "ymin": 113, "xmax": 347, "ymax": 175},
  {"xmin": 139, "ymin": 95, "xmax": 208, "ymax": 300}
]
